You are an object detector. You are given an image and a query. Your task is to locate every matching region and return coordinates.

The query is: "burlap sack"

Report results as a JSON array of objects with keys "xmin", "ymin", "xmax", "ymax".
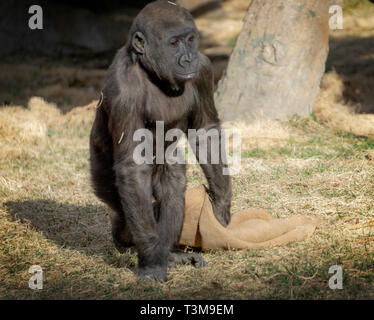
[{"xmin": 179, "ymin": 186, "xmax": 322, "ymax": 250}]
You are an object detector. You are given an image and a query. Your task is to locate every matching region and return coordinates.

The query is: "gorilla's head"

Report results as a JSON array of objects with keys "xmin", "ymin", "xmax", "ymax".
[{"xmin": 129, "ymin": 0, "xmax": 199, "ymax": 87}]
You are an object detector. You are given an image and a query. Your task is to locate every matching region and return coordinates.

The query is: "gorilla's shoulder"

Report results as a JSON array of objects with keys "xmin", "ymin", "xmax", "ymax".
[
  {"xmin": 107, "ymin": 47, "xmax": 135, "ymax": 82},
  {"xmin": 103, "ymin": 47, "xmax": 144, "ymax": 103}
]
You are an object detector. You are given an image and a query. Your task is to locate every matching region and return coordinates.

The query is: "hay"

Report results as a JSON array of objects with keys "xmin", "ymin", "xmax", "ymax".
[
  {"xmin": 0, "ymin": 106, "xmax": 46, "ymax": 159},
  {"xmin": 0, "ymin": 96, "xmax": 99, "ymax": 159},
  {"xmin": 222, "ymin": 119, "xmax": 290, "ymax": 150},
  {"xmin": 0, "ymin": 105, "xmax": 46, "ymax": 142},
  {"xmin": 313, "ymin": 71, "xmax": 374, "ymax": 138},
  {"xmin": 59, "ymin": 100, "xmax": 97, "ymax": 125},
  {"xmin": 28, "ymin": 96, "xmax": 62, "ymax": 126},
  {"xmin": 0, "ymin": 97, "xmax": 62, "ymax": 159}
]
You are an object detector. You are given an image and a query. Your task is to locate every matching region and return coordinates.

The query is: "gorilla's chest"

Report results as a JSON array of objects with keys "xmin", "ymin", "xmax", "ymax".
[{"xmin": 145, "ymin": 82, "xmax": 196, "ymax": 126}]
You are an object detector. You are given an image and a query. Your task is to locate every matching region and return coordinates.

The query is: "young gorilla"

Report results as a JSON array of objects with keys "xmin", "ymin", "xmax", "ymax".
[{"xmin": 90, "ymin": 0, "xmax": 232, "ymax": 282}]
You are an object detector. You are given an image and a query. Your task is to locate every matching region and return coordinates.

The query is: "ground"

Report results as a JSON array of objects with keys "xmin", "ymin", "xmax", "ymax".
[
  {"xmin": 1, "ymin": 107, "xmax": 373, "ymax": 299},
  {"xmin": 0, "ymin": 0, "xmax": 373, "ymax": 299}
]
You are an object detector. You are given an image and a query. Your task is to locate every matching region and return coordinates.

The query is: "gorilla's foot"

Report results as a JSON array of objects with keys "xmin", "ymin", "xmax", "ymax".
[
  {"xmin": 138, "ymin": 265, "xmax": 167, "ymax": 282},
  {"xmin": 168, "ymin": 251, "xmax": 207, "ymax": 269}
]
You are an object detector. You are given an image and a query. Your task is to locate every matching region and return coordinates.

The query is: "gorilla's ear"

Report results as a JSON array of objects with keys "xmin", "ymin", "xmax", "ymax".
[{"xmin": 132, "ymin": 31, "xmax": 146, "ymax": 54}]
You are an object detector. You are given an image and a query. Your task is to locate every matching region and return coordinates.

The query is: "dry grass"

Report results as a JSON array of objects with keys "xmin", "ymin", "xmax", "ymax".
[
  {"xmin": 314, "ymin": 72, "xmax": 374, "ymax": 138},
  {"xmin": 0, "ymin": 100, "xmax": 373, "ymax": 299},
  {"xmin": 0, "ymin": 97, "xmax": 62, "ymax": 159},
  {"xmin": 222, "ymin": 119, "xmax": 290, "ymax": 150}
]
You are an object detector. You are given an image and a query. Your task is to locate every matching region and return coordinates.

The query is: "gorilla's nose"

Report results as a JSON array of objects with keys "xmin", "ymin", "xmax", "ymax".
[{"xmin": 179, "ymin": 53, "xmax": 193, "ymax": 67}]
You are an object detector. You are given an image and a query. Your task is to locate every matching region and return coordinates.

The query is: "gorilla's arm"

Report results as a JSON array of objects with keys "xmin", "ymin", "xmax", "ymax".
[
  {"xmin": 103, "ymin": 57, "xmax": 169, "ymax": 281},
  {"xmin": 189, "ymin": 53, "xmax": 232, "ymax": 226}
]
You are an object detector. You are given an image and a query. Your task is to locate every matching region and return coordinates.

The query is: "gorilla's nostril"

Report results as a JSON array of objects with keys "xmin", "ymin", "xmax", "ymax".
[{"xmin": 179, "ymin": 55, "xmax": 192, "ymax": 67}]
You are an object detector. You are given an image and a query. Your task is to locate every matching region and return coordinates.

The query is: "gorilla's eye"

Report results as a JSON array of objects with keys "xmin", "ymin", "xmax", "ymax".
[
  {"xmin": 171, "ymin": 40, "xmax": 179, "ymax": 47},
  {"xmin": 188, "ymin": 36, "xmax": 194, "ymax": 42}
]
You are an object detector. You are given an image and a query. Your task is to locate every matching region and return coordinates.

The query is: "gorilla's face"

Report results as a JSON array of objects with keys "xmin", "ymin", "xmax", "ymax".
[
  {"xmin": 160, "ymin": 25, "xmax": 199, "ymax": 81},
  {"xmin": 130, "ymin": 5, "xmax": 200, "ymax": 88}
]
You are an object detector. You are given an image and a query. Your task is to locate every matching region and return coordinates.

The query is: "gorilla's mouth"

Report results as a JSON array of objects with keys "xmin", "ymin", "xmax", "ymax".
[{"xmin": 175, "ymin": 72, "xmax": 198, "ymax": 80}]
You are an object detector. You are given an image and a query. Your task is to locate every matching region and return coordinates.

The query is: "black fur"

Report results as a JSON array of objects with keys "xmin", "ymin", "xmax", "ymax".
[{"xmin": 89, "ymin": 0, "xmax": 231, "ymax": 282}]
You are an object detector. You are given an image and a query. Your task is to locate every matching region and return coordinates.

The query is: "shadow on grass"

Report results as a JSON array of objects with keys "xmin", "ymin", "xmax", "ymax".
[
  {"xmin": 4, "ymin": 199, "xmax": 136, "ymax": 270},
  {"xmin": 327, "ymin": 35, "xmax": 374, "ymax": 114}
]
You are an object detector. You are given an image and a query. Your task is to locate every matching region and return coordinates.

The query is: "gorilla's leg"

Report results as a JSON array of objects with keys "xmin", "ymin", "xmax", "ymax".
[
  {"xmin": 90, "ymin": 146, "xmax": 133, "ymax": 251},
  {"xmin": 108, "ymin": 208, "xmax": 133, "ymax": 252},
  {"xmin": 115, "ymin": 164, "xmax": 168, "ymax": 282},
  {"xmin": 152, "ymin": 163, "xmax": 206, "ymax": 269},
  {"xmin": 152, "ymin": 163, "xmax": 186, "ymax": 249}
]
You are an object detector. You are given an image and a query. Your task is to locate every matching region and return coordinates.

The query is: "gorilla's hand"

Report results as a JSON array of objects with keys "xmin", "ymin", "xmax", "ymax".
[{"xmin": 212, "ymin": 199, "xmax": 231, "ymax": 227}]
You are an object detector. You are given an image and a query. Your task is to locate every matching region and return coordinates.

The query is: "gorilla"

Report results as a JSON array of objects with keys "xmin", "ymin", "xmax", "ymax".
[{"xmin": 89, "ymin": 0, "xmax": 232, "ymax": 282}]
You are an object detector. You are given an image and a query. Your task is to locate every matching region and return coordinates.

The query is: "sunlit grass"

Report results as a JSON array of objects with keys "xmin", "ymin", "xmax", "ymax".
[{"xmin": 0, "ymin": 110, "xmax": 373, "ymax": 299}]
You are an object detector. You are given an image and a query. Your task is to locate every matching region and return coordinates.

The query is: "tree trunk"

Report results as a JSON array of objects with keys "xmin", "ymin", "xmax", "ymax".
[{"xmin": 215, "ymin": 0, "xmax": 331, "ymax": 122}]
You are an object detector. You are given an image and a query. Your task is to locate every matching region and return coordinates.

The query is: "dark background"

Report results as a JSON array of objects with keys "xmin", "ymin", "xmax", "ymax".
[
  {"xmin": 0, "ymin": 0, "xmax": 221, "ymax": 57},
  {"xmin": 0, "ymin": 0, "xmax": 228, "ymax": 110}
]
